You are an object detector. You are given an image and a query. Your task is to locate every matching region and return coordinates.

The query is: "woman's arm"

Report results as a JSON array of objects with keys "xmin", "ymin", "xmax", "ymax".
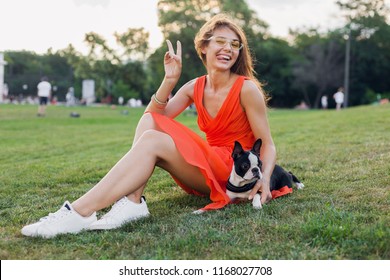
[
  {"xmin": 145, "ymin": 40, "xmax": 193, "ymax": 117},
  {"xmin": 240, "ymin": 80, "xmax": 276, "ymax": 204}
]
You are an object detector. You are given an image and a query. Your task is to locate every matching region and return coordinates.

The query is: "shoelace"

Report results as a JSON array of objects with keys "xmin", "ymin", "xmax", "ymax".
[{"xmin": 39, "ymin": 207, "xmax": 70, "ymax": 223}]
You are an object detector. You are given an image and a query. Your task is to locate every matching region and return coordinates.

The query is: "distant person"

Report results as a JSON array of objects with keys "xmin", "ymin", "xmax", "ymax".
[
  {"xmin": 333, "ymin": 87, "xmax": 344, "ymax": 111},
  {"xmin": 2, "ymin": 83, "xmax": 9, "ymax": 101},
  {"xmin": 50, "ymin": 96, "xmax": 58, "ymax": 105},
  {"xmin": 128, "ymin": 98, "xmax": 137, "ymax": 107},
  {"xmin": 136, "ymin": 99, "xmax": 143, "ymax": 107},
  {"xmin": 321, "ymin": 95, "xmax": 328, "ymax": 109},
  {"xmin": 295, "ymin": 100, "xmax": 309, "ymax": 110},
  {"xmin": 66, "ymin": 87, "xmax": 76, "ymax": 106},
  {"xmin": 118, "ymin": 96, "xmax": 124, "ymax": 106},
  {"xmin": 37, "ymin": 76, "xmax": 51, "ymax": 116}
]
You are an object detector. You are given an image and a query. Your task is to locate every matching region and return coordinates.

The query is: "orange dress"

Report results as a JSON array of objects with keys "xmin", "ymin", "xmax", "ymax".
[{"xmin": 149, "ymin": 75, "xmax": 257, "ymax": 210}]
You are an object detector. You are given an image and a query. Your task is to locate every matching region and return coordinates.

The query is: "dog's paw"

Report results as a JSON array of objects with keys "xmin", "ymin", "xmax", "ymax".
[
  {"xmin": 253, "ymin": 204, "xmax": 262, "ymax": 209},
  {"xmin": 252, "ymin": 194, "xmax": 262, "ymax": 209},
  {"xmin": 192, "ymin": 209, "xmax": 206, "ymax": 215},
  {"xmin": 296, "ymin": 182, "xmax": 305, "ymax": 190}
]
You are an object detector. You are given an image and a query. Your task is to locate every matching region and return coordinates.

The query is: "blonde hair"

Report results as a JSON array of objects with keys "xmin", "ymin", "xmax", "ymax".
[{"xmin": 194, "ymin": 13, "xmax": 269, "ymax": 103}]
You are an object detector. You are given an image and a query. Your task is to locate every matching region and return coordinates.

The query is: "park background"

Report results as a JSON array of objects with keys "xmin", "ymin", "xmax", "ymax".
[
  {"xmin": 0, "ymin": 0, "xmax": 389, "ymax": 262},
  {"xmin": 1, "ymin": 0, "xmax": 390, "ymax": 108}
]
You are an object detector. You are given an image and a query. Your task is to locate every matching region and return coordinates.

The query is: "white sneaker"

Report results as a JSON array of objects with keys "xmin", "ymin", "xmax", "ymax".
[
  {"xmin": 88, "ymin": 196, "xmax": 150, "ymax": 230},
  {"xmin": 21, "ymin": 201, "xmax": 97, "ymax": 238}
]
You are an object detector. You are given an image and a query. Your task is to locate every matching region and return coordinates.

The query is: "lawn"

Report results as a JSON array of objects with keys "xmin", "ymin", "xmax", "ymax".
[{"xmin": 0, "ymin": 103, "xmax": 389, "ymax": 260}]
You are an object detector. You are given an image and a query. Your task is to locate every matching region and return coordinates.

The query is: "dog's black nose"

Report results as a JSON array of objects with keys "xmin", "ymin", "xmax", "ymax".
[{"xmin": 252, "ymin": 168, "xmax": 259, "ymax": 175}]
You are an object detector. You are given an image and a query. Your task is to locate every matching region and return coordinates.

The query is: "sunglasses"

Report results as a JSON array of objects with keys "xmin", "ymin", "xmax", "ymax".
[{"xmin": 206, "ymin": 36, "xmax": 243, "ymax": 51}]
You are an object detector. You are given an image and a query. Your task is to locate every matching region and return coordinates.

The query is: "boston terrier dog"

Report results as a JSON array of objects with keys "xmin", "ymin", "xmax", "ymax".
[{"xmin": 226, "ymin": 139, "xmax": 304, "ymax": 209}]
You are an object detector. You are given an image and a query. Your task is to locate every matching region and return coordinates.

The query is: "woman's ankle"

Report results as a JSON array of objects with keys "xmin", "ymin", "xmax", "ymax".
[
  {"xmin": 126, "ymin": 193, "xmax": 143, "ymax": 204},
  {"xmin": 71, "ymin": 201, "xmax": 95, "ymax": 217}
]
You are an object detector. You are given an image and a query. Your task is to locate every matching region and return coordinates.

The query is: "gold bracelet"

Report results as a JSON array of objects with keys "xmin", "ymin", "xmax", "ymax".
[{"xmin": 152, "ymin": 94, "xmax": 169, "ymax": 105}]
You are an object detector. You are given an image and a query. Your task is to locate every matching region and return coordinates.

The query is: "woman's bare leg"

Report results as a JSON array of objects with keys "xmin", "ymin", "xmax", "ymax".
[
  {"xmin": 125, "ymin": 113, "xmax": 159, "ymax": 203},
  {"xmin": 74, "ymin": 113, "xmax": 158, "ymax": 214},
  {"xmin": 72, "ymin": 114, "xmax": 209, "ymax": 217}
]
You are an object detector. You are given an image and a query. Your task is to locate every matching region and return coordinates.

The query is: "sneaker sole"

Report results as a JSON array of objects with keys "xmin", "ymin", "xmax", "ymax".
[{"xmin": 22, "ymin": 227, "xmax": 89, "ymax": 238}]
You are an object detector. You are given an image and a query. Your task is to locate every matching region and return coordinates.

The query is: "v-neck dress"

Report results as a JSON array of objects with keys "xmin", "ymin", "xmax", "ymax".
[{"xmin": 148, "ymin": 75, "xmax": 257, "ymax": 210}]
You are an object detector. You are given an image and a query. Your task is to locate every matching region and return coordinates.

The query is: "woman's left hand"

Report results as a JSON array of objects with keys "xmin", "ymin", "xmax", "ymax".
[{"xmin": 248, "ymin": 178, "xmax": 272, "ymax": 204}]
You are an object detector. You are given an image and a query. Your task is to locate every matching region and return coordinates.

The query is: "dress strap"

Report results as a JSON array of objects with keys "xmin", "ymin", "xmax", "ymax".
[{"xmin": 193, "ymin": 75, "xmax": 206, "ymax": 107}]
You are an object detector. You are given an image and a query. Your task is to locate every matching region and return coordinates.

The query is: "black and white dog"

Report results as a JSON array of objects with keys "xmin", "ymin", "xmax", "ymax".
[{"xmin": 226, "ymin": 139, "xmax": 304, "ymax": 209}]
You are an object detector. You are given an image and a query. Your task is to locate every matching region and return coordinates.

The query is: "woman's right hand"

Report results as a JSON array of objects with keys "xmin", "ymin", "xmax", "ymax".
[{"xmin": 164, "ymin": 40, "xmax": 182, "ymax": 82}]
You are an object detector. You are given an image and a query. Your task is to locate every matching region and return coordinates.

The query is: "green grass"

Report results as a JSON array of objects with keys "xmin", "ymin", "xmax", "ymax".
[{"xmin": 0, "ymin": 104, "xmax": 389, "ymax": 260}]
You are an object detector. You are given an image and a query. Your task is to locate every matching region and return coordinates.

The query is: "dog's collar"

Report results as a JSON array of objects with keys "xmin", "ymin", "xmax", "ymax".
[{"xmin": 226, "ymin": 179, "xmax": 258, "ymax": 193}]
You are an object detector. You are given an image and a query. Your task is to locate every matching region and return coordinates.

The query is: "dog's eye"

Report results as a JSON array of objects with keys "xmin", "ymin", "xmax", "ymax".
[{"xmin": 242, "ymin": 163, "xmax": 249, "ymax": 170}]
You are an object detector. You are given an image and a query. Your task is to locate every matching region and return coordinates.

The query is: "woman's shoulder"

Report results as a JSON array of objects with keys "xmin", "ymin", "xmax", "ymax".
[
  {"xmin": 182, "ymin": 76, "xmax": 206, "ymax": 89},
  {"xmin": 240, "ymin": 78, "xmax": 266, "ymax": 107},
  {"xmin": 181, "ymin": 78, "xmax": 197, "ymax": 92},
  {"xmin": 241, "ymin": 78, "xmax": 263, "ymax": 97},
  {"xmin": 242, "ymin": 78, "xmax": 258, "ymax": 89},
  {"xmin": 177, "ymin": 77, "xmax": 202, "ymax": 98}
]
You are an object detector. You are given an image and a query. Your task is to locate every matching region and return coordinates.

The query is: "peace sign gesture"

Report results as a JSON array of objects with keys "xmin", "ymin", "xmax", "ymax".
[{"xmin": 164, "ymin": 40, "xmax": 182, "ymax": 81}]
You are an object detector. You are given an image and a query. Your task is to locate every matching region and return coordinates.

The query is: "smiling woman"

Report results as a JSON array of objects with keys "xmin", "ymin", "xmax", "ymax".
[{"xmin": 20, "ymin": 12, "xmax": 277, "ymax": 239}]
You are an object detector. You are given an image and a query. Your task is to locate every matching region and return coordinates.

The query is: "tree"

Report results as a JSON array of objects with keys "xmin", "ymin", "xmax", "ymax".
[
  {"xmin": 58, "ymin": 44, "xmax": 89, "ymax": 98},
  {"xmin": 252, "ymin": 37, "xmax": 297, "ymax": 108},
  {"xmin": 112, "ymin": 79, "xmax": 138, "ymax": 102},
  {"xmin": 114, "ymin": 28, "xmax": 150, "ymax": 61},
  {"xmin": 336, "ymin": 0, "xmax": 389, "ymax": 20},
  {"xmin": 336, "ymin": 0, "xmax": 390, "ymax": 105},
  {"xmin": 63, "ymin": 29, "xmax": 150, "ymax": 103},
  {"xmin": 4, "ymin": 50, "xmax": 75, "ymax": 101},
  {"xmin": 291, "ymin": 32, "xmax": 344, "ymax": 108},
  {"xmin": 155, "ymin": 0, "xmax": 218, "ymax": 92},
  {"xmin": 4, "ymin": 51, "xmax": 42, "ymax": 97}
]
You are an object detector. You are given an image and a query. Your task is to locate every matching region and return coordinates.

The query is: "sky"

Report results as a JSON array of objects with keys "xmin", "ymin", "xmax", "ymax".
[{"xmin": 0, "ymin": 0, "xmax": 348, "ymax": 55}]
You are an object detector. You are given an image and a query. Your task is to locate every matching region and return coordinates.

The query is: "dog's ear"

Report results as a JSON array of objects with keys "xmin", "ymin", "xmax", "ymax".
[
  {"xmin": 252, "ymin": 138, "xmax": 262, "ymax": 155},
  {"xmin": 232, "ymin": 141, "xmax": 244, "ymax": 159}
]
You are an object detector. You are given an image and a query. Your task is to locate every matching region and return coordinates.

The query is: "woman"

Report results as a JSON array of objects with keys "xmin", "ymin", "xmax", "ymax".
[{"xmin": 21, "ymin": 14, "xmax": 276, "ymax": 238}]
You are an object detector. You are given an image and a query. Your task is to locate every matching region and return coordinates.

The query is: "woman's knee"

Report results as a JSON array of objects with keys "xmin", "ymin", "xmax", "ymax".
[
  {"xmin": 137, "ymin": 130, "xmax": 171, "ymax": 151},
  {"xmin": 134, "ymin": 113, "xmax": 158, "ymax": 143},
  {"xmin": 138, "ymin": 113, "xmax": 155, "ymax": 129},
  {"xmin": 136, "ymin": 131, "xmax": 209, "ymax": 193}
]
